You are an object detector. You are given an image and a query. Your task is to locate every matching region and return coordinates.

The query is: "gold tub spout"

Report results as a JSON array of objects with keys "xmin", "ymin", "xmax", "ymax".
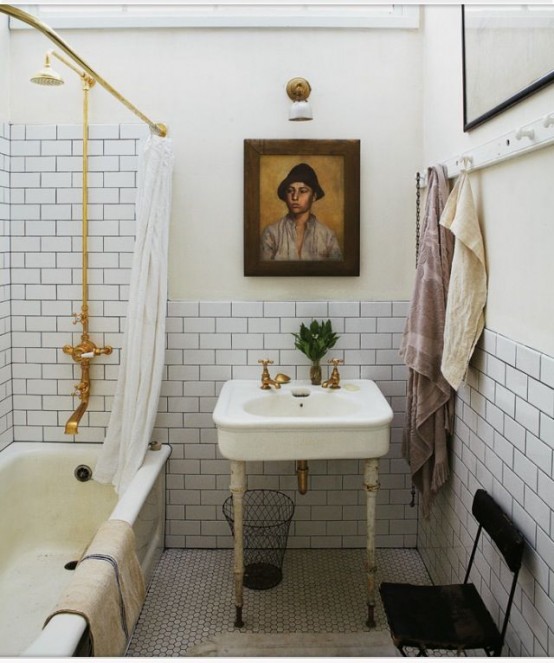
[
  {"xmin": 65, "ymin": 399, "xmax": 89, "ymax": 435},
  {"xmin": 64, "ymin": 359, "xmax": 91, "ymax": 435}
]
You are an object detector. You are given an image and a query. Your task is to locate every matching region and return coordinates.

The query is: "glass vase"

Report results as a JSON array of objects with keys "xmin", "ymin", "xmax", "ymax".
[{"xmin": 310, "ymin": 361, "xmax": 322, "ymax": 385}]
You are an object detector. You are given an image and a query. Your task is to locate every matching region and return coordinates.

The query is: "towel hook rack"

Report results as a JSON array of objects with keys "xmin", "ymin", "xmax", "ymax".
[{"xmin": 417, "ymin": 109, "xmax": 554, "ymax": 188}]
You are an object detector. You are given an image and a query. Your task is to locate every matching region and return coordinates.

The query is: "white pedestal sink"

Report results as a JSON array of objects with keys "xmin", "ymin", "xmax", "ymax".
[
  {"xmin": 213, "ymin": 379, "xmax": 393, "ymax": 461},
  {"xmin": 213, "ymin": 379, "xmax": 393, "ymax": 629}
]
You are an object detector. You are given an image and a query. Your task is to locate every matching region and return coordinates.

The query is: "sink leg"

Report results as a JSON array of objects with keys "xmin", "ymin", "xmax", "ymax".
[
  {"xmin": 234, "ymin": 605, "xmax": 244, "ymax": 629},
  {"xmin": 364, "ymin": 458, "xmax": 379, "ymax": 629},
  {"xmin": 230, "ymin": 460, "xmax": 246, "ymax": 628}
]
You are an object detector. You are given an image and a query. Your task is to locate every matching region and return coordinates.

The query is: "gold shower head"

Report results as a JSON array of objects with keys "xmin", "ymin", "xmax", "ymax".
[{"xmin": 30, "ymin": 52, "xmax": 64, "ymax": 86}]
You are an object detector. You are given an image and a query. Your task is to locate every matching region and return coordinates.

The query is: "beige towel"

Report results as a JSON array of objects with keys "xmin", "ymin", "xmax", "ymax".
[
  {"xmin": 44, "ymin": 519, "xmax": 145, "ymax": 657},
  {"xmin": 440, "ymin": 172, "xmax": 487, "ymax": 390},
  {"xmin": 400, "ymin": 165, "xmax": 455, "ymax": 516}
]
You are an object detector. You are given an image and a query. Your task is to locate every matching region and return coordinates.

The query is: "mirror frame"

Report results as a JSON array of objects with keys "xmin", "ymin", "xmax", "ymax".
[{"xmin": 462, "ymin": 5, "xmax": 554, "ymax": 131}]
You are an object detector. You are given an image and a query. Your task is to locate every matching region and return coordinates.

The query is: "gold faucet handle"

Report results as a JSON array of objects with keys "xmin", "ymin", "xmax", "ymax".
[
  {"xmin": 80, "ymin": 345, "xmax": 113, "ymax": 359},
  {"xmin": 72, "ymin": 311, "xmax": 89, "ymax": 326},
  {"xmin": 258, "ymin": 359, "xmax": 280, "ymax": 390},
  {"xmin": 326, "ymin": 358, "xmax": 343, "ymax": 389},
  {"xmin": 94, "ymin": 345, "xmax": 113, "ymax": 356}
]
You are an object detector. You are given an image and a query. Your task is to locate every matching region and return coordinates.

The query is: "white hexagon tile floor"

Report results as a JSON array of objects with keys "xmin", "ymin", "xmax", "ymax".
[{"xmin": 126, "ymin": 548, "xmax": 430, "ymax": 657}]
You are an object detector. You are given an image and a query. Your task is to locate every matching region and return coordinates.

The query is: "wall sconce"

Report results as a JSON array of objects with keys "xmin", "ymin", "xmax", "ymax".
[{"xmin": 286, "ymin": 77, "xmax": 313, "ymax": 121}]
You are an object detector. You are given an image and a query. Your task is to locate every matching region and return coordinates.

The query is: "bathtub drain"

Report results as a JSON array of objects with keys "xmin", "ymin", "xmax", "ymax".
[{"xmin": 74, "ymin": 464, "xmax": 92, "ymax": 482}]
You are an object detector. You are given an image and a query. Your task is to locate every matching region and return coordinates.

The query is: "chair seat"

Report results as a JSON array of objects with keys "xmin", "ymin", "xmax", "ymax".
[{"xmin": 379, "ymin": 582, "xmax": 502, "ymax": 654}]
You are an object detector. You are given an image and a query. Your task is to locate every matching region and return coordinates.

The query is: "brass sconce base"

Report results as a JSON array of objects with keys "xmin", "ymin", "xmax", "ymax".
[{"xmin": 286, "ymin": 77, "xmax": 311, "ymax": 102}]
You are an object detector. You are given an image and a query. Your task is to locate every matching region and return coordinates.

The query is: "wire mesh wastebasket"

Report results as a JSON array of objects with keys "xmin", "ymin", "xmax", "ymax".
[{"xmin": 223, "ymin": 489, "xmax": 295, "ymax": 590}]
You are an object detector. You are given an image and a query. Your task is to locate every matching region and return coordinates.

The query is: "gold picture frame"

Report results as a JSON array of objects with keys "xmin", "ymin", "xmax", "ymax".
[{"xmin": 244, "ymin": 139, "xmax": 360, "ymax": 276}]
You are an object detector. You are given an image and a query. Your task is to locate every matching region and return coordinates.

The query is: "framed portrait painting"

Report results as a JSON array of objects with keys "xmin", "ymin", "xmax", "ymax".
[{"xmin": 244, "ymin": 139, "xmax": 360, "ymax": 276}]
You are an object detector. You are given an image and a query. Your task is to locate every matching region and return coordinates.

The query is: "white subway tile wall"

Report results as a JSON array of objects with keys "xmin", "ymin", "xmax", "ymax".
[
  {"xmin": 0, "ymin": 122, "xmax": 12, "ymax": 452},
  {"xmin": 3, "ymin": 123, "xmax": 554, "ymax": 654},
  {"xmin": 418, "ymin": 329, "xmax": 554, "ymax": 657},
  {"xmin": 162, "ymin": 298, "xmax": 415, "ymax": 550},
  {"xmin": 9, "ymin": 124, "xmax": 145, "ymax": 445}
]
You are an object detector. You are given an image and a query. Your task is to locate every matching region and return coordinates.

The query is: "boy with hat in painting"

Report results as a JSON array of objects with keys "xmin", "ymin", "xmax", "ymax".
[{"xmin": 260, "ymin": 163, "xmax": 342, "ymax": 261}]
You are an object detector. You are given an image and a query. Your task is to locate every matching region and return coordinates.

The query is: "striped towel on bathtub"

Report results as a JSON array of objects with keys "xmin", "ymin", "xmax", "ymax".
[{"xmin": 44, "ymin": 519, "xmax": 145, "ymax": 657}]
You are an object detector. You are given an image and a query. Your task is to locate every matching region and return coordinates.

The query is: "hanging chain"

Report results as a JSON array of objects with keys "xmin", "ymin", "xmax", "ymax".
[{"xmin": 415, "ymin": 171, "xmax": 421, "ymax": 266}]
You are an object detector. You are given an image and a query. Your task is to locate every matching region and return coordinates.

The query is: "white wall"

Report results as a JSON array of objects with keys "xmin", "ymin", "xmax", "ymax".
[
  {"xmin": 8, "ymin": 24, "xmax": 422, "ymax": 303},
  {"xmin": 0, "ymin": 16, "xmax": 12, "ymax": 451},
  {"xmin": 422, "ymin": 5, "xmax": 554, "ymax": 358},
  {"xmin": 0, "ymin": 15, "xmax": 9, "ymax": 120}
]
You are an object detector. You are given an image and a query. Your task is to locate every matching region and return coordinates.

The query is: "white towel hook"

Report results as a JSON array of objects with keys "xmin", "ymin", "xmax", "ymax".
[
  {"xmin": 457, "ymin": 155, "xmax": 473, "ymax": 172},
  {"xmin": 515, "ymin": 126, "xmax": 535, "ymax": 140},
  {"xmin": 543, "ymin": 113, "xmax": 554, "ymax": 128}
]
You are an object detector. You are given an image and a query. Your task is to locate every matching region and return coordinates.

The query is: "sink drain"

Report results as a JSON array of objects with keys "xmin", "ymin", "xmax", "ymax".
[{"xmin": 64, "ymin": 560, "xmax": 78, "ymax": 570}]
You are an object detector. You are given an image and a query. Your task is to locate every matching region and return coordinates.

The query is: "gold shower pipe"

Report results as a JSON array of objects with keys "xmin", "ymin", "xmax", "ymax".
[
  {"xmin": 0, "ymin": 4, "xmax": 167, "ymax": 137},
  {"xmin": 60, "ymin": 52, "xmax": 112, "ymax": 435},
  {"xmin": 81, "ymin": 69, "xmax": 91, "ymax": 333}
]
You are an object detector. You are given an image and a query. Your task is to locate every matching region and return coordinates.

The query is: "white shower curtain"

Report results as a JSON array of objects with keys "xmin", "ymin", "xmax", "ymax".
[{"xmin": 94, "ymin": 133, "xmax": 174, "ymax": 494}]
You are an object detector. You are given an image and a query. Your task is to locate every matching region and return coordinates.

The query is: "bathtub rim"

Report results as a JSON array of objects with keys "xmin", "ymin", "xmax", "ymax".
[{"xmin": 1, "ymin": 441, "xmax": 172, "ymax": 658}]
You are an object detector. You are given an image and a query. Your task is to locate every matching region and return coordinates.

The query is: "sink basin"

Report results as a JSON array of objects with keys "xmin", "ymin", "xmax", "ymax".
[{"xmin": 212, "ymin": 379, "xmax": 393, "ymax": 461}]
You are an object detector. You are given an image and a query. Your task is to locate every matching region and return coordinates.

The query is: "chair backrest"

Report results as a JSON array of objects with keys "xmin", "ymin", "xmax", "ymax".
[
  {"xmin": 471, "ymin": 489, "xmax": 524, "ymax": 573},
  {"xmin": 465, "ymin": 489, "xmax": 525, "ymax": 649}
]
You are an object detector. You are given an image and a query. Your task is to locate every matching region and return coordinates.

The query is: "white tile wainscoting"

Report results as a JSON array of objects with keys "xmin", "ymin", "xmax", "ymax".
[
  {"xmin": 1, "ymin": 122, "xmax": 553, "ymax": 655},
  {"xmin": 419, "ymin": 329, "xmax": 554, "ymax": 657},
  {"xmin": 160, "ymin": 297, "xmax": 413, "ymax": 550}
]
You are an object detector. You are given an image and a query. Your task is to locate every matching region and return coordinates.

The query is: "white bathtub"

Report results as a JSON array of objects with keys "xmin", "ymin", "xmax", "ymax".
[{"xmin": 0, "ymin": 441, "xmax": 171, "ymax": 657}]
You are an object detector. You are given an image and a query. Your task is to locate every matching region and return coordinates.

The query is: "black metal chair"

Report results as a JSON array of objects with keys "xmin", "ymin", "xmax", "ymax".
[{"xmin": 379, "ymin": 489, "xmax": 525, "ymax": 657}]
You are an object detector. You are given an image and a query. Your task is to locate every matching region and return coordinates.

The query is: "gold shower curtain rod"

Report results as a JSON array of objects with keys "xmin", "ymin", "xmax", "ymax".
[{"xmin": 0, "ymin": 4, "xmax": 167, "ymax": 137}]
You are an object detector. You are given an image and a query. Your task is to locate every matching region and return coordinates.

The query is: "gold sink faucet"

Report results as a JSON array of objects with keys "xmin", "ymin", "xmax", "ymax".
[
  {"xmin": 258, "ymin": 359, "xmax": 281, "ymax": 390},
  {"xmin": 322, "ymin": 358, "xmax": 343, "ymax": 389}
]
